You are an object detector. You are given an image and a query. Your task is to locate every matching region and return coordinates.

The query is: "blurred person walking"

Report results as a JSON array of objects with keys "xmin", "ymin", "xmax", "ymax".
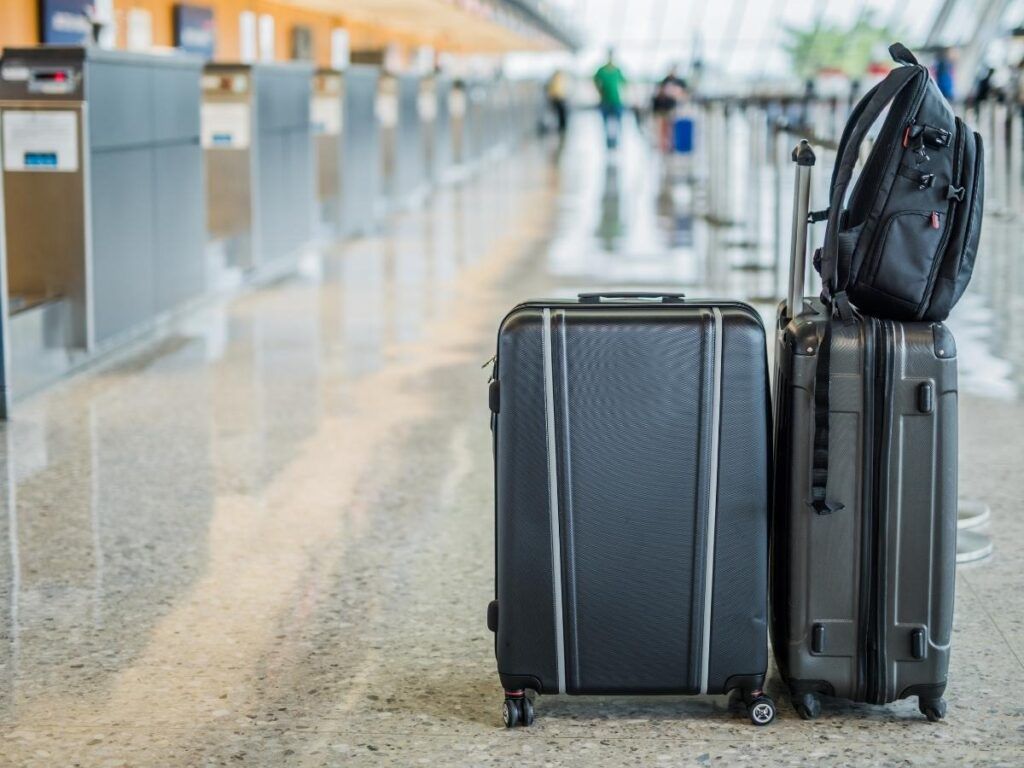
[
  {"xmin": 546, "ymin": 69, "xmax": 569, "ymax": 135},
  {"xmin": 652, "ymin": 65, "xmax": 687, "ymax": 153},
  {"xmin": 594, "ymin": 50, "xmax": 627, "ymax": 149},
  {"xmin": 934, "ymin": 47, "xmax": 955, "ymax": 100}
]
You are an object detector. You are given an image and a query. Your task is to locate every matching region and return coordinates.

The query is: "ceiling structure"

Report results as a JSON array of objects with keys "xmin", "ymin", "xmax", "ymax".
[
  {"xmin": 550, "ymin": 0, "xmax": 1024, "ymax": 80},
  {"xmin": 277, "ymin": 0, "xmax": 579, "ymax": 52}
]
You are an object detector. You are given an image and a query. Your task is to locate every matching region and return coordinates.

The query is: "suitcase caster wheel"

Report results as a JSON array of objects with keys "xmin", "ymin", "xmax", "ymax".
[
  {"xmin": 918, "ymin": 696, "xmax": 946, "ymax": 722},
  {"xmin": 748, "ymin": 695, "xmax": 776, "ymax": 726},
  {"xmin": 520, "ymin": 696, "xmax": 535, "ymax": 726},
  {"xmin": 795, "ymin": 692, "xmax": 821, "ymax": 720},
  {"xmin": 501, "ymin": 698, "xmax": 520, "ymax": 728}
]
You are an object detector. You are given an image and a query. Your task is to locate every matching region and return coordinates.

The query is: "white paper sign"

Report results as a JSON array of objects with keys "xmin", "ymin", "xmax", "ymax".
[
  {"xmin": 449, "ymin": 89, "xmax": 466, "ymax": 118},
  {"xmin": 418, "ymin": 89, "xmax": 437, "ymax": 121},
  {"xmin": 311, "ymin": 96, "xmax": 342, "ymax": 136},
  {"xmin": 126, "ymin": 9, "xmax": 153, "ymax": 51},
  {"xmin": 330, "ymin": 28, "xmax": 350, "ymax": 70},
  {"xmin": 376, "ymin": 94, "xmax": 398, "ymax": 127},
  {"xmin": 258, "ymin": 14, "xmax": 275, "ymax": 62},
  {"xmin": 2, "ymin": 110, "xmax": 79, "ymax": 172},
  {"xmin": 239, "ymin": 12, "xmax": 257, "ymax": 63},
  {"xmin": 201, "ymin": 103, "xmax": 251, "ymax": 149}
]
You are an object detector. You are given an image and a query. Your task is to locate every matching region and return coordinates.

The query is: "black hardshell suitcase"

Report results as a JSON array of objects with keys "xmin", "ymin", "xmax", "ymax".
[
  {"xmin": 487, "ymin": 292, "xmax": 776, "ymax": 727},
  {"xmin": 771, "ymin": 143, "xmax": 957, "ymax": 721}
]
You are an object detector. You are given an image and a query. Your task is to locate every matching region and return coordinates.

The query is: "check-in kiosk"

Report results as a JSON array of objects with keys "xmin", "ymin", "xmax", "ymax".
[
  {"xmin": 312, "ymin": 69, "xmax": 343, "ymax": 237},
  {"xmin": 339, "ymin": 65, "xmax": 380, "ymax": 237},
  {"xmin": 0, "ymin": 46, "xmax": 205, "ymax": 412},
  {"xmin": 202, "ymin": 62, "xmax": 314, "ymax": 276}
]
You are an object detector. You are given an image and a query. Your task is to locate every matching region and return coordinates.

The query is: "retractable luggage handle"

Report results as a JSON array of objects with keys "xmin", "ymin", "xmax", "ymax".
[
  {"xmin": 578, "ymin": 292, "xmax": 686, "ymax": 304},
  {"xmin": 788, "ymin": 140, "xmax": 815, "ymax": 318},
  {"xmin": 788, "ymin": 141, "xmax": 845, "ymax": 515}
]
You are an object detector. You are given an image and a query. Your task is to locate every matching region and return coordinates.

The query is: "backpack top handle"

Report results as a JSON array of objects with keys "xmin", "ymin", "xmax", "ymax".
[{"xmin": 888, "ymin": 42, "xmax": 919, "ymax": 66}]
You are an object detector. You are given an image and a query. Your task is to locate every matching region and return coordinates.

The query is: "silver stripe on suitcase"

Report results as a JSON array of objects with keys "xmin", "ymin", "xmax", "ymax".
[
  {"xmin": 699, "ymin": 307, "xmax": 723, "ymax": 695},
  {"xmin": 541, "ymin": 308, "xmax": 567, "ymax": 694}
]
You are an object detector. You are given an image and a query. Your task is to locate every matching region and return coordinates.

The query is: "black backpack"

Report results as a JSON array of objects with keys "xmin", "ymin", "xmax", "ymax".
[{"xmin": 815, "ymin": 42, "xmax": 984, "ymax": 322}]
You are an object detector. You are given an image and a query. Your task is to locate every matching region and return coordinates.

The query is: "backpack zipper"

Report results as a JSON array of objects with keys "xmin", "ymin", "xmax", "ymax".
[{"xmin": 915, "ymin": 118, "xmax": 965, "ymax": 318}]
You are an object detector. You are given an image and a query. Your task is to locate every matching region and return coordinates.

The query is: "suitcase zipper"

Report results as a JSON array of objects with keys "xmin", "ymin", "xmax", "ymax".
[
  {"xmin": 867, "ymin": 321, "xmax": 896, "ymax": 703},
  {"xmin": 857, "ymin": 318, "xmax": 877, "ymax": 702}
]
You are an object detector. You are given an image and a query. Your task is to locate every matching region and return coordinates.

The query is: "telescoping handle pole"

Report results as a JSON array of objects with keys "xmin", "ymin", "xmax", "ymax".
[{"xmin": 788, "ymin": 140, "xmax": 816, "ymax": 317}]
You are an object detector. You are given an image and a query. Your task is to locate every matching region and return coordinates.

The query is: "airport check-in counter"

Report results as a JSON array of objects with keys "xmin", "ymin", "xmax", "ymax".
[
  {"xmin": 393, "ymin": 75, "xmax": 426, "ymax": 202},
  {"xmin": 312, "ymin": 69, "xmax": 343, "ymax": 236},
  {"xmin": 202, "ymin": 62, "xmax": 314, "ymax": 275},
  {"xmin": 339, "ymin": 65, "xmax": 380, "ymax": 236},
  {"xmin": 463, "ymin": 81, "xmax": 488, "ymax": 165},
  {"xmin": 0, "ymin": 46, "xmax": 205, "ymax": 408},
  {"xmin": 378, "ymin": 75, "xmax": 399, "ymax": 209},
  {"xmin": 426, "ymin": 77, "xmax": 452, "ymax": 183},
  {"xmin": 450, "ymin": 82, "xmax": 468, "ymax": 165}
]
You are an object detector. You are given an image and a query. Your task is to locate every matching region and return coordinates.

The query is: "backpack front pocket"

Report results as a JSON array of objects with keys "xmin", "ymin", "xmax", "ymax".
[{"xmin": 868, "ymin": 210, "xmax": 944, "ymax": 305}]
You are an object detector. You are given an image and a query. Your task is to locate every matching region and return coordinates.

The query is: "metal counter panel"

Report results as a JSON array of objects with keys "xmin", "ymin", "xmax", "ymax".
[
  {"xmin": 154, "ymin": 141, "xmax": 205, "ymax": 312},
  {"xmin": 340, "ymin": 66, "xmax": 380, "ymax": 237},
  {"xmin": 394, "ymin": 75, "xmax": 424, "ymax": 201},
  {"xmin": 89, "ymin": 146, "xmax": 156, "ymax": 343},
  {"xmin": 86, "ymin": 60, "xmax": 155, "ymax": 150}
]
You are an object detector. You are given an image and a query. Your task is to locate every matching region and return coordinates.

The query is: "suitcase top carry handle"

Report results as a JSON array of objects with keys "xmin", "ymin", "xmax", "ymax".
[{"xmin": 578, "ymin": 292, "xmax": 687, "ymax": 304}]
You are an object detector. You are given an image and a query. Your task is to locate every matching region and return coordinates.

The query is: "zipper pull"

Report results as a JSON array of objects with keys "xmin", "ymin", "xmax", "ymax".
[
  {"xmin": 481, "ymin": 354, "xmax": 496, "ymax": 369},
  {"xmin": 930, "ymin": 211, "xmax": 940, "ymax": 229}
]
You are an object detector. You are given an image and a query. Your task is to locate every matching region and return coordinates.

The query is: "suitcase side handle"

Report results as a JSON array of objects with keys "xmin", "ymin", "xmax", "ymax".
[{"xmin": 577, "ymin": 292, "xmax": 687, "ymax": 304}]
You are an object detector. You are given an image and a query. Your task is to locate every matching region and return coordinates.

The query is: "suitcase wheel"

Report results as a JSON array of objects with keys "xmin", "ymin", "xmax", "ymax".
[
  {"xmin": 794, "ymin": 691, "xmax": 821, "ymax": 720},
  {"xmin": 502, "ymin": 690, "xmax": 535, "ymax": 728},
  {"xmin": 747, "ymin": 694, "xmax": 777, "ymax": 726},
  {"xmin": 501, "ymin": 698, "xmax": 519, "ymax": 728},
  {"xmin": 918, "ymin": 696, "xmax": 947, "ymax": 722}
]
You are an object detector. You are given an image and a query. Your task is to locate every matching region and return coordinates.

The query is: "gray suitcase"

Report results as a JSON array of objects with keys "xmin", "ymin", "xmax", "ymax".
[
  {"xmin": 771, "ymin": 142, "xmax": 958, "ymax": 721},
  {"xmin": 487, "ymin": 292, "xmax": 776, "ymax": 727}
]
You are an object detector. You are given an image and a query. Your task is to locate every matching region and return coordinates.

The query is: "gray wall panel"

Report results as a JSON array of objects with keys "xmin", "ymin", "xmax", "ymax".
[
  {"xmin": 432, "ymin": 79, "xmax": 452, "ymax": 181},
  {"xmin": 251, "ymin": 64, "xmax": 313, "ymax": 267},
  {"xmin": 287, "ymin": 129, "xmax": 314, "ymax": 249},
  {"xmin": 152, "ymin": 65, "xmax": 201, "ymax": 143},
  {"xmin": 154, "ymin": 142, "xmax": 205, "ymax": 312},
  {"xmin": 339, "ymin": 66, "xmax": 380, "ymax": 236},
  {"xmin": 90, "ymin": 148, "xmax": 156, "ymax": 342},
  {"xmin": 86, "ymin": 61, "xmax": 154, "ymax": 149},
  {"xmin": 394, "ymin": 75, "xmax": 424, "ymax": 200}
]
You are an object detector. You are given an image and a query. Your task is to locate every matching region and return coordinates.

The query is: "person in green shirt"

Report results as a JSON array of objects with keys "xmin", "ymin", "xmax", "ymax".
[{"xmin": 594, "ymin": 49, "xmax": 627, "ymax": 149}]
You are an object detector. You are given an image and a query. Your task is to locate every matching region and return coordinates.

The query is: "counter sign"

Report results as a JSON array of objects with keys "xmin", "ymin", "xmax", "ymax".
[
  {"xmin": 39, "ymin": 0, "xmax": 92, "ymax": 44},
  {"xmin": 174, "ymin": 4, "xmax": 215, "ymax": 59}
]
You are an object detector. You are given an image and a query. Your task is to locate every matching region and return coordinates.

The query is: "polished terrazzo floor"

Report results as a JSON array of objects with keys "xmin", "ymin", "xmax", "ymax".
[{"xmin": 0, "ymin": 116, "xmax": 1022, "ymax": 766}]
